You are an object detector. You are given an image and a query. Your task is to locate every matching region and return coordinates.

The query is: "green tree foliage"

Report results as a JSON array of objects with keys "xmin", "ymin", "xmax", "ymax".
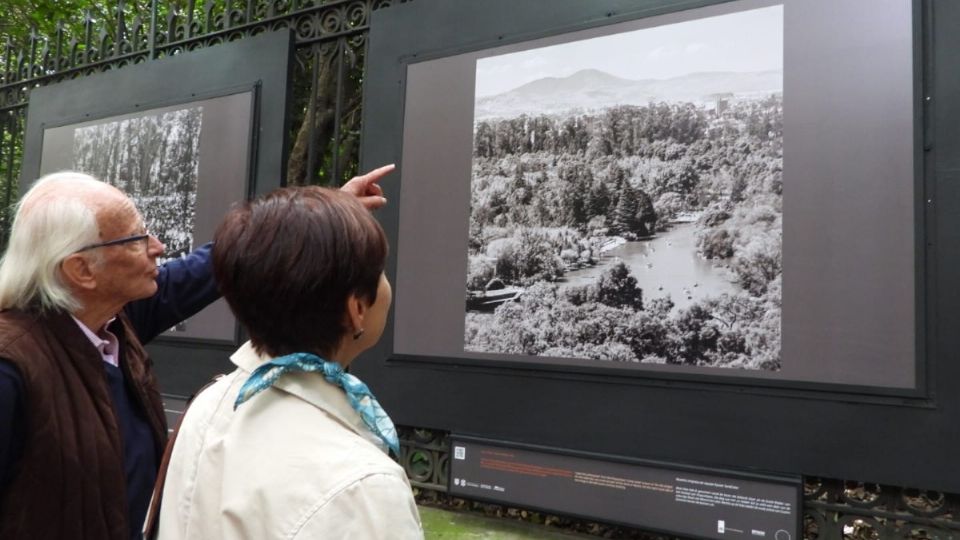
[
  {"xmin": 0, "ymin": 0, "xmax": 213, "ymax": 50},
  {"xmin": 1, "ymin": 0, "xmax": 102, "ymax": 46}
]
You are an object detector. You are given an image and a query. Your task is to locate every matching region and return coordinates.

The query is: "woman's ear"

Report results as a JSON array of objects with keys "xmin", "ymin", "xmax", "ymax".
[
  {"xmin": 60, "ymin": 253, "xmax": 97, "ymax": 291},
  {"xmin": 344, "ymin": 292, "xmax": 368, "ymax": 339}
]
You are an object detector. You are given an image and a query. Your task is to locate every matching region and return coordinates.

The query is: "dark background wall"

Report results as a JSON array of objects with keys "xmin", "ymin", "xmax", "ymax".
[{"xmin": 356, "ymin": 0, "xmax": 960, "ymax": 493}]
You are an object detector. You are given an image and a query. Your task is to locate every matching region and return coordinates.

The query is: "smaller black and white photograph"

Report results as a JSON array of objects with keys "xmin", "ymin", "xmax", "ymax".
[
  {"xmin": 464, "ymin": 5, "xmax": 783, "ymax": 371},
  {"xmin": 72, "ymin": 106, "xmax": 203, "ymax": 260},
  {"xmin": 40, "ymin": 91, "xmax": 255, "ymax": 343}
]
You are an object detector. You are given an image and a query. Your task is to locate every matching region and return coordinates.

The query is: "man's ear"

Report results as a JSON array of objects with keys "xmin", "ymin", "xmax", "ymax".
[
  {"xmin": 343, "ymin": 293, "xmax": 368, "ymax": 337},
  {"xmin": 60, "ymin": 254, "xmax": 98, "ymax": 291}
]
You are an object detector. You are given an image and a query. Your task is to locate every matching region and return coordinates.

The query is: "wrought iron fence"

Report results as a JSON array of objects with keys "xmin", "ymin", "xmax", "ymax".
[
  {"xmin": 0, "ymin": 0, "xmax": 402, "ymax": 246},
  {"xmin": 3, "ymin": 2, "xmax": 958, "ymax": 539}
]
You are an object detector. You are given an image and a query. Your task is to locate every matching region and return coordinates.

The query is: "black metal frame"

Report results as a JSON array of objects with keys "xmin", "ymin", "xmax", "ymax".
[{"xmin": 362, "ymin": 0, "xmax": 927, "ymax": 399}]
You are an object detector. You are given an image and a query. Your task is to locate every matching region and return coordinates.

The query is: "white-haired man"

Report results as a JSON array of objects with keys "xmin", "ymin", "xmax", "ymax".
[{"xmin": 0, "ymin": 167, "xmax": 391, "ymax": 540}]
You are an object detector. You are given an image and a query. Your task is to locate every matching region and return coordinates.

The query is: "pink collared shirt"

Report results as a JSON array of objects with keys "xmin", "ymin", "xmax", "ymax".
[{"xmin": 71, "ymin": 315, "xmax": 120, "ymax": 367}]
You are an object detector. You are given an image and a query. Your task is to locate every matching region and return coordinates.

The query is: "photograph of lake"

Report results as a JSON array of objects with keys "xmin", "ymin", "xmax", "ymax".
[
  {"xmin": 72, "ymin": 105, "xmax": 204, "ymax": 261},
  {"xmin": 463, "ymin": 5, "xmax": 783, "ymax": 371}
]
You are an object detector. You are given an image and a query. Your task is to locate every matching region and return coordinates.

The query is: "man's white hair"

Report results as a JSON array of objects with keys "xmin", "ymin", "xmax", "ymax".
[{"xmin": 0, "ymin": 171, "xmax": 106, "ymax": 312}]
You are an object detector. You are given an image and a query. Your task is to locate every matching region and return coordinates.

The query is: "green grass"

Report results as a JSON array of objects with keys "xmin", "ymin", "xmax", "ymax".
[{"xmin": 419, "ymin": 506, "xmax": 589, "ymax": 539}]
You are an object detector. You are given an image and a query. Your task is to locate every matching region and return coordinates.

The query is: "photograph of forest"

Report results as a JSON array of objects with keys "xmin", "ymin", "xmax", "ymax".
[
  {"xmin": 464, "ymin": 6, "xmax": 783, "ymax": 371},
  {"xmin": 72, "ymin": 105, "xmax": 204, "ymax": 260}
]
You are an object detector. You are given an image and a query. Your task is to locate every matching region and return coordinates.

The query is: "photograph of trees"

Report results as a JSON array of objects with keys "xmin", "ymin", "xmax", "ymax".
[
  {"xmin": 72, "ymin": 105, "xmax": 204, "ymax": 260},
  {"xmin": 464, "ymin": 5, "xmax": 783, "ymax": 371}
]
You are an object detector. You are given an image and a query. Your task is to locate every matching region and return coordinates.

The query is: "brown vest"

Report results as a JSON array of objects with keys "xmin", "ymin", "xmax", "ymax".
[{"xmin": 0, "ymin": 309, "xmax": 167, "ymax": 540}]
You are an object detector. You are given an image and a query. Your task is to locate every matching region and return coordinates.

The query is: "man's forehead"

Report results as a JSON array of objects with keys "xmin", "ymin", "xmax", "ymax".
[
  {"xmin": 69, "ymin": 188, "xmax": 141, "ymax": 233},
  {"xmin": 100, "ymin": 199, "xmax": 142, "ymax": 226},
  {"xmin": 26, "ymin": 179, "xmax": 126, "ymax": 208}
]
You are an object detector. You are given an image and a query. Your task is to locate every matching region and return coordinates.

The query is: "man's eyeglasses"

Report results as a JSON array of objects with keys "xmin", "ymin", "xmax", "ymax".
[{"xmin": 75, "ymin": 232, "xmax": 151, "ymax": 253}]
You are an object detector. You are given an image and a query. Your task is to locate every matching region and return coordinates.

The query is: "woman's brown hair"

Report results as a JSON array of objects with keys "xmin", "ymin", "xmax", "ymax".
[{"xmin": 212, "ymin": 186, "xmax": 387, "ymax": 358}]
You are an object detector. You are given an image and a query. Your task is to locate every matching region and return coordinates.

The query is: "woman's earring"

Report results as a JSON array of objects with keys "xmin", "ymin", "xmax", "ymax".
[{"xmin": 353, "ymin": 328, "xmax": 365, "ymax": 340}]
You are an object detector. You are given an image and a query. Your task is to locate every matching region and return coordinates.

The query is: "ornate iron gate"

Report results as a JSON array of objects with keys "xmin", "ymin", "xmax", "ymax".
[{"xmin": 1, "ymin": 2, "xmax": 958, "ymax": 538}]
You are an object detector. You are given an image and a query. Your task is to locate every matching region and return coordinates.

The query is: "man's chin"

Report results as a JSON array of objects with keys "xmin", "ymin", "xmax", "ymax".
[{"xmin": 134, "ymin": 284, "xmax": 159, "ymax": 301}]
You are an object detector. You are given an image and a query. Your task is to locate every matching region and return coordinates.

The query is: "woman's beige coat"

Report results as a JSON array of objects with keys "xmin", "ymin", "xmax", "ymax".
[{"xmin": 155, "ymin": 341, "xmax": 423, "ymax": 539}]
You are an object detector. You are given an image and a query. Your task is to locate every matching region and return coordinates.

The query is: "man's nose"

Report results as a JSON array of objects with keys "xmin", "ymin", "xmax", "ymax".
[{"xmin": 148, "ymin": 234, "xmax": 165, "ymax": 256}]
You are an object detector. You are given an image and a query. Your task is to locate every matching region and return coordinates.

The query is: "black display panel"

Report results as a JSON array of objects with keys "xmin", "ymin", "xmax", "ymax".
[
  {"xmin": 450, "ymin": 438, "xmax": 801, "ymax": 540},
  {"xmin": 21, "ymin": 30, "xmax": 294, "ymax": 396},
  {"xmin": 39, "ymin": 92, "xmax": 253, "ymax": 344},
  {"xmin": 356, "ymin": 0, "xmax": 960, "ymax": 493},
  {"xmin": 393, "ymin": 0, "xmax": 917, "ymax": 391}
]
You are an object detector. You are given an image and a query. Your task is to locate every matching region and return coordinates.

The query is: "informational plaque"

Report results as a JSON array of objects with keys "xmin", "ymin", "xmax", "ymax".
[{"xmin": 449, "ymin": 437, "xmax": 800, "ymax": 540}]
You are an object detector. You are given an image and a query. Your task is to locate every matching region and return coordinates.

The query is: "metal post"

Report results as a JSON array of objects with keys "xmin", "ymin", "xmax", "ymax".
[
  {"xmin": 332, "ymin": 38, "xmax": 346, "ymax": 184},
  {"xmin": 306, "ymin": 45, "xmax": 321, "ymax": 185},
  {"xmin": 149, "ymin": 0, "xmax": 157, "ymax": 59}
]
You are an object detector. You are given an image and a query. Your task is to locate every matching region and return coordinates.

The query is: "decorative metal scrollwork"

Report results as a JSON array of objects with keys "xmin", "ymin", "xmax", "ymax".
[
  {"xmin": 398, "ymin": 426, "xmax": 450, "ymax": 492},
  {"xmin": 0, "ymin": 0, "xmax": 406, "ymax": 114}
]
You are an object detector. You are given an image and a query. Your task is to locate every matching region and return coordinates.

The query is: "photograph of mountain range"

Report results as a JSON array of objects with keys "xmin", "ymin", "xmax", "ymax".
[
  {"xmin": 475, "ymin": 68, "xmax": 782, "ymax": 121},
  {"xmin": 464, "ymin": 4, "xmax": 784, "ymax": 371}
]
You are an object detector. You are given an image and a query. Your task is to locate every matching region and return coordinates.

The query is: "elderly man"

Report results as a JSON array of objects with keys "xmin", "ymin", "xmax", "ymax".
[{"xmin": 0, "ymin": 167, "xmax": 391, "ymax": 540}]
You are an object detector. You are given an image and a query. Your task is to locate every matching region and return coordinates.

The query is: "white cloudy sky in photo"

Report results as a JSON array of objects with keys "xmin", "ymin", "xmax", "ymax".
[{"xmin": 475, "ymin": 4, "xmax": 783, "ymax": 97}]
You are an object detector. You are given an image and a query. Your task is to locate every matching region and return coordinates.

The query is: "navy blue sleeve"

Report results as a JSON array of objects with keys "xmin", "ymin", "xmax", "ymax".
[
  {"xmin": 124, "ymin": 242, "xmax": 221, "ymax": 344},
  {"xmin": 0, "ymin": 359, "xmax": 24, "ymax": 501}
]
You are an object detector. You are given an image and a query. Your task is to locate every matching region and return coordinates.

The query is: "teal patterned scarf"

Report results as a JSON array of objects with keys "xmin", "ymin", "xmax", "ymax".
[{"xmin": 234, "ymin": 352, "xmax": 400, "ymax": 455}]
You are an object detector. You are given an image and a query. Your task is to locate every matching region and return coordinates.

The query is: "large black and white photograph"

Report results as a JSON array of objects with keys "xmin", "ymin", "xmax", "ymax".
[
  {"xmin": 40, "ymin": 92, "xmax": 254, "ymax": 343},
  {"xmin": 72, "ymin": 106, "xmax": 203, "ymax": 260},
  {"xmin": 464, "ymin": 6, "xmax": 783, "ymax": 371}
]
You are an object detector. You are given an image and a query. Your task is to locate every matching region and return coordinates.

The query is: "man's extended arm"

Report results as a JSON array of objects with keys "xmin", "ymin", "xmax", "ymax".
[
  {"xmin": 124, "ymin": 243, "xmax": 220, "ymax": 344},
  {"xmin": 122, "ymin": 164, "xmax": 394, "ymax": 344}
]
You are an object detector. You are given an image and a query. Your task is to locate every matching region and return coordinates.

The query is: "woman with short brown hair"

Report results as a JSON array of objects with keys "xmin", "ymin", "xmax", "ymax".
[{"xmin": 154, "ymin": 186, "xmax": 422, "ymax": 539}]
